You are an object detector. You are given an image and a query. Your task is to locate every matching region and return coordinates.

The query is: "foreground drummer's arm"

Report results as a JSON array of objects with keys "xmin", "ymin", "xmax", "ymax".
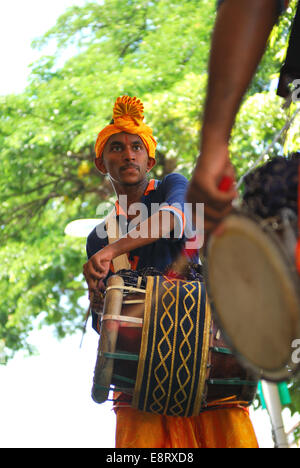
[
  {"xmin": 83, "ymin": 210, "xmax": 177, "ymax": 286},
  {"xmin": 187, "ymin": 0, "xmax": 279, "ymax": 234},
  {"xmin": 202, "ymin": 0, "xmax": 278, "ymax": 152}
]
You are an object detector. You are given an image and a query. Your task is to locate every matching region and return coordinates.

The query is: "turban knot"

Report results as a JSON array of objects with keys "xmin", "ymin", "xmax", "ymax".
[{"xmin": 95, "ymin": 96, "xmax": 157, "ymax": 160}]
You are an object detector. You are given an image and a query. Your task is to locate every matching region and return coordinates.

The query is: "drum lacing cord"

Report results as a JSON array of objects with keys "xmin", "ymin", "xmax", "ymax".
[
  {"xmin": 101, "ymin": 314, "xmax": 143, "ymax": 327},
  {"xmin": 81, "ymin": 283, "xmax": 145, "ymax": 346},
  {"xmin": 105, "ymin": 285, "xmax": 146, "ymax": 294}
]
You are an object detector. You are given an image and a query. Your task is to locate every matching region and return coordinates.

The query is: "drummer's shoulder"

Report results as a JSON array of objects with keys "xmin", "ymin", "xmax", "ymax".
[
  {"xmin": 158, "ymin": 172, "xmax": 188, "ymax": 188},
  {"xmin": 86, "ymin": 221, "xmax": 108, "ymax": 257},
  {"xmin": 153, "ymin": 173, "xmax": 188, "ymax": 204}
]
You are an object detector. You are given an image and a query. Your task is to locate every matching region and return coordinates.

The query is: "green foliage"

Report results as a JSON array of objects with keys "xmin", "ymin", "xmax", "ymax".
[
  {"xmin": 288, "ymin": 377, "xmax": 300, "ymax": 416},
  {"xmin": 0, "ymin": 0, "xmax": 218, "ymax": 363},
  {"xmin": 0, "ymin": 0, "xmax": 299, "ymax": 424},
  {"xmin": 286, "ymin": 378, "xmax": 300, "ymax": 443}
]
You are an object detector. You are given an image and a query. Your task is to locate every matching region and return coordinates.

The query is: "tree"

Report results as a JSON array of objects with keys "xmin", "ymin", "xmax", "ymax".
[
  {"xmin": 0, "ymin": 0, "xmax": 216, "ymax": 361},
  {"xmin": 0, "ymin": 0, "xmax": 299, "ymax": 413}
]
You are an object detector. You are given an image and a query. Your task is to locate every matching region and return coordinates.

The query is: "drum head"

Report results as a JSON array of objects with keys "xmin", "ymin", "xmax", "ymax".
[{"xmin": 205, "ymin": 213, "xmax": 300, "ymax": 381}]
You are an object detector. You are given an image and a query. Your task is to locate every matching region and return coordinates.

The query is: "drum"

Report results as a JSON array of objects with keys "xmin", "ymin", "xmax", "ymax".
[
  {"xmin": 205, "ymin": 154, "xmax": 300, "ymax": 382},
  {"xmin": 91, "ymin": 271, "xmax": 257, "ymax": 417}
]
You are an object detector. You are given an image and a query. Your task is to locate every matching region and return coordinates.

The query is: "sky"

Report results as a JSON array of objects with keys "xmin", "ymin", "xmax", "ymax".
[
  {"xmin": 0, "ymin": 0, "xmax": 299, "ymax": 449},
  {"xmin": 0, "ymin": 0, "xmax": 85, "ymax": 96}
]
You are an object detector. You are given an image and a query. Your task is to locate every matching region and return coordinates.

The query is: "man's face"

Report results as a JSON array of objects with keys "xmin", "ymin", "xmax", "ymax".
[{"xmin": 96, "ymin": 132, "xmax": 155, "ymax": 186}]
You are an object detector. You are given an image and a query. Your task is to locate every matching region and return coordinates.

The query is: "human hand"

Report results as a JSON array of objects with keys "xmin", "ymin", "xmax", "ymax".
[
  {"xmin": 186, "ymin": 143, "xmax": 237, "ymax": 241},
  {"xmin": 83, "ymin": 246, "xmax": 113, "ymax": 300}
]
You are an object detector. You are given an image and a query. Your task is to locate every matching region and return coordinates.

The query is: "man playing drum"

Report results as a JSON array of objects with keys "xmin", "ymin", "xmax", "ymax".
[{"xmin": 83, "ymin": 95, "xmax": 259, "ymax": 448}]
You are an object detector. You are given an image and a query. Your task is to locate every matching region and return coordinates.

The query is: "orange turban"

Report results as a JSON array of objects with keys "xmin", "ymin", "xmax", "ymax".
[{"xmin": 95, "ymin": 96, "xmax": 157, "ymax": 160}]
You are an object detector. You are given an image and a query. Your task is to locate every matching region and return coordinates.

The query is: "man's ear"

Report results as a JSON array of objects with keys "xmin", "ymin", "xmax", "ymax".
[
  {"xmin": 147, "ymin": 157, "xmax": 156, "ymax": 172},
  {"xmin": 95, "ymin": 157, "xmax": 107, "ymax": 175}
]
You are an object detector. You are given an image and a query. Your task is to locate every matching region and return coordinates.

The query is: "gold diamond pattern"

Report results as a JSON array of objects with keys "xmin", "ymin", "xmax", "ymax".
[
  {"xmin": 170, "ymin": 282, "xmax": 196, "ymax": 415},
  {"xmin": 149, "ymin": 280, "xmax": 175, "ymax": 414}
]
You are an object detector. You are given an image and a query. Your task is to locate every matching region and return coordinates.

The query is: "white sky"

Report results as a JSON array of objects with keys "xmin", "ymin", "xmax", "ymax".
[
  {"xmin": 0, "ymin": 0, "xmax": 298, "ymax": 449},
  {"xmin": 0, "ymin": 0, "xmax": 85, "ymax": 95},
  {"xmin": 0, "ymin": 326, "xmax": 116, "ymax": 448}
]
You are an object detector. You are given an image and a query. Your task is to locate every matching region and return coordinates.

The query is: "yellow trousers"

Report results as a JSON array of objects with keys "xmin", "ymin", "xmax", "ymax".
[{"xmin": 115, "ymin": 406, "xmax": 259, "ymax": 448}]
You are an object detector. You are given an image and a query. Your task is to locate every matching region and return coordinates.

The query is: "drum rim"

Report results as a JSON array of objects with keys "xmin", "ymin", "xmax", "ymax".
[{"xmin": 204, "ymin": 210, "xmax": 300, "ymax": 382}]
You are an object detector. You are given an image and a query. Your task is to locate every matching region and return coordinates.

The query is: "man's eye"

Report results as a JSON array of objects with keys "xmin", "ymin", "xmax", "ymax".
[
  {"xmin": 111, "ymin": 145, "xmax": 122, "ymax": 151},
  {"xmin": 133, "ymin": 144, "xmax": 142, "ymax": 151}
]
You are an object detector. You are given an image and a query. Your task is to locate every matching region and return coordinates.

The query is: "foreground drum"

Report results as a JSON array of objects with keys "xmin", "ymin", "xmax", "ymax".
[
  {"xmin": 206, "ymin": 154, "xmax": 300, "ymax": 382},
  {"xmin": 91, "ymin": 272, "xmax": 257, "ymax": 417}
]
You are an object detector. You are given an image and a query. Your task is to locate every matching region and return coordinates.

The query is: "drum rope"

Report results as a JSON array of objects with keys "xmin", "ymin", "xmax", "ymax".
[
  {"xmin": 101, "ymin": 314, "xmax": 143, "ymax": 325},
  {"xmin": 105, "ymin": 285, "xmax": 146, "ymax": 294}
]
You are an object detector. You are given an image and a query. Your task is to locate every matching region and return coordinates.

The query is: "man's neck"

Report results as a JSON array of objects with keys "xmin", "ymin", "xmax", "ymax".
[{"xmin": 113, "ymin": 178, "xmax": 149, "ymax": 216}]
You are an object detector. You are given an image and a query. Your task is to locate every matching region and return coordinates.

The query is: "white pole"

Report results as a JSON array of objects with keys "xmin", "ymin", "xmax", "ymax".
[{"xmin": 261, "ymin": 381, "xmax": 289, "ymax": 448}]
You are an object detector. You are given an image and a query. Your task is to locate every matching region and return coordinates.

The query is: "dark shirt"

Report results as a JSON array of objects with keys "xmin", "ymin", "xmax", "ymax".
[
  {"xmin": 86, "ymin": 173, "xmax": 199, "ymax": 333},
  {"xmin": 86, "ymin": 173, "xmax": 198, "ymax": 270}
]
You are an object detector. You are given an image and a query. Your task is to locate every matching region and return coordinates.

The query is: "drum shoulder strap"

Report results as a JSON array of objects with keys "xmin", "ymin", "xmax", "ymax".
[{"xmin": 106, "ymin": 209, "xmax": 131, "ymax": 272}]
